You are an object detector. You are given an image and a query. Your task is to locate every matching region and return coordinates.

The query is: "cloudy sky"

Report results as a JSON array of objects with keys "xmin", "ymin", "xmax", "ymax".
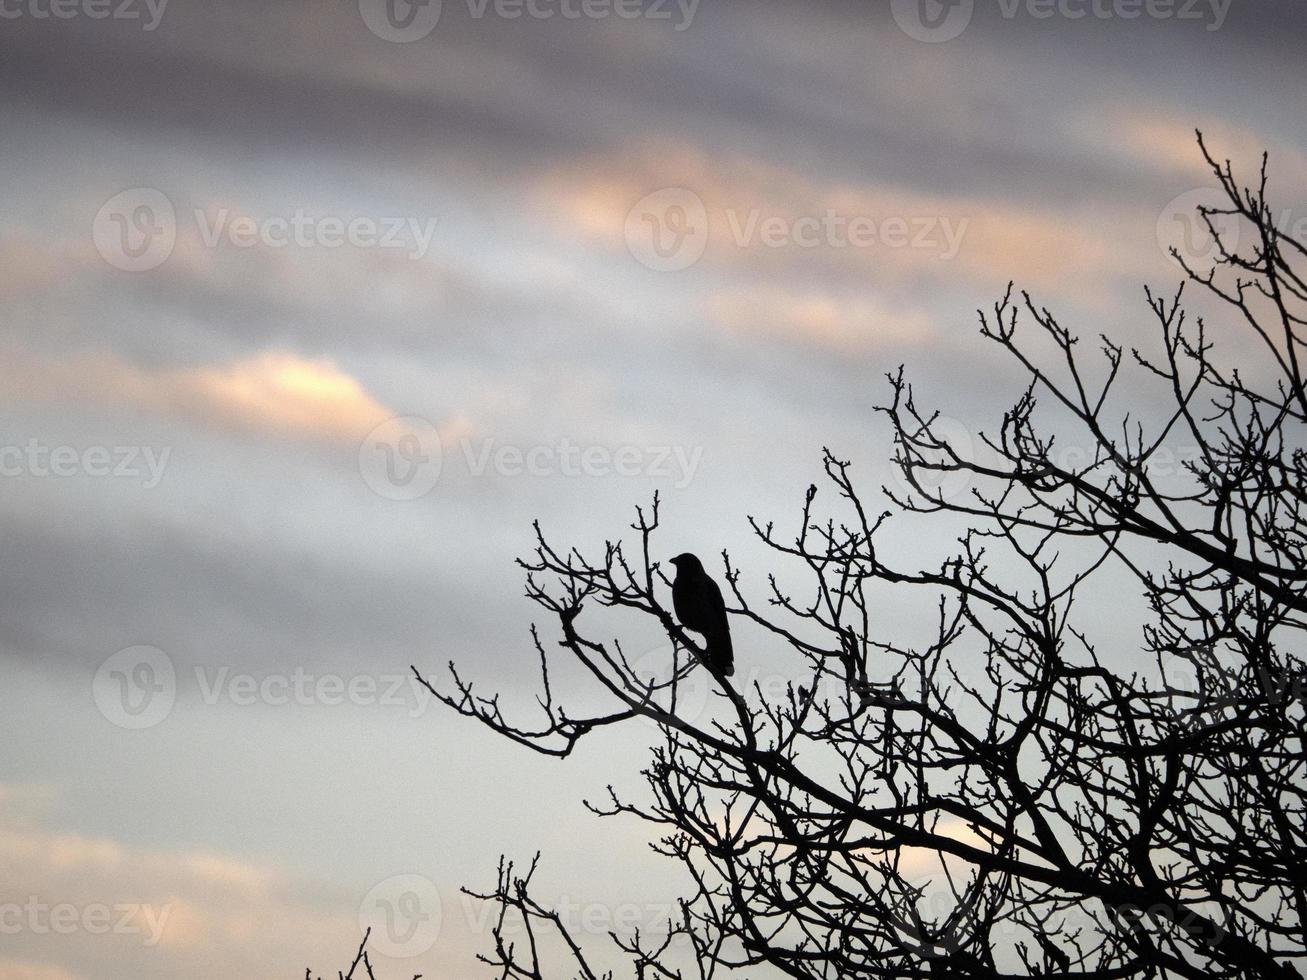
[{"xmin": 1, "ymin": 0, "xmax": 1305, "ymax": 976}]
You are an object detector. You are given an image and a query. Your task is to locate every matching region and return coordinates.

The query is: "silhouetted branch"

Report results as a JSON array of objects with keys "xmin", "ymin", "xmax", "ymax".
[
  {"xmin": 307, "ymin": 929, "xmax": 423, "ymax": 980},
  {"xmin": 378, "ymin": 134, "xmax": 1307, "ymax": 979}
]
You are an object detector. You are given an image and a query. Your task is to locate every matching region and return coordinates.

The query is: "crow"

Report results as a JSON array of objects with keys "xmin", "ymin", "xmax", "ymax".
[{"xmin": 669, "ymin": 553, "xmax": 734, "ymax": 677}]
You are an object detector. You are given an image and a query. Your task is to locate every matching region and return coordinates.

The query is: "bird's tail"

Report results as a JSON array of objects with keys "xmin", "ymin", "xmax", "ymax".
[{"xmin": 706, "ymin": 628, "xmax": 734, "ymax": 677}]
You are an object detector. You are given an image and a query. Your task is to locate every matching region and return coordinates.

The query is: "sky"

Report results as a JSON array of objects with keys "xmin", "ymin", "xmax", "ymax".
[{"xmin": 1, "ymin": 0, "xmax": 1306, "ymax": 977}]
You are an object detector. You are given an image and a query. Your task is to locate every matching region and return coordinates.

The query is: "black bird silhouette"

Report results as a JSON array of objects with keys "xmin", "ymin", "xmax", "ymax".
[{"xmin": 669, "ymin": 553, "xmax": 734, "ymax": 677}]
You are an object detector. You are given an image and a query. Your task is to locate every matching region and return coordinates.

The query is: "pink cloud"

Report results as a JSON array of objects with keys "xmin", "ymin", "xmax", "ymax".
[{"xmin": 536, "ymin": 140, "xmax": 1145, "ymax": 295}]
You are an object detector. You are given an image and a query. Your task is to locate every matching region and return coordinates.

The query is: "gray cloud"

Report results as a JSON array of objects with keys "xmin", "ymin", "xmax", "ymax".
[{"xmin": 1, "ymin": 0, "xmax": 1304, "ymax": 976}]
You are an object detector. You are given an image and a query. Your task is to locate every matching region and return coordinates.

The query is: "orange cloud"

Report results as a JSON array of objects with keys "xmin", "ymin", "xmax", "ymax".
[
  {"xmin": 177, "ymin": 352, "xmax": 392, "ymax": 440},
  {"xmin": 0, "ymin": 349, "xmax": 438, "ymax": 445}
]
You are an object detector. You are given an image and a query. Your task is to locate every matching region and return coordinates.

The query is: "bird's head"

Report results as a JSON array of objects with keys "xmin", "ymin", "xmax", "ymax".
[{"xmin": 669, "ymin": 553, "xmax": 704, "ymax": 573}]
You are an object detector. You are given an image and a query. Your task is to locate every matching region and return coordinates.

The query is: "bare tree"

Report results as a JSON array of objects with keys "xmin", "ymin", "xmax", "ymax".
[
  {"xmin": 308, "ymin": 929, "xmax": 422, "ymax": 980},
  {"xmin": 328, "ymin": 134, "xmax": 1306, "ymax": 978}
]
